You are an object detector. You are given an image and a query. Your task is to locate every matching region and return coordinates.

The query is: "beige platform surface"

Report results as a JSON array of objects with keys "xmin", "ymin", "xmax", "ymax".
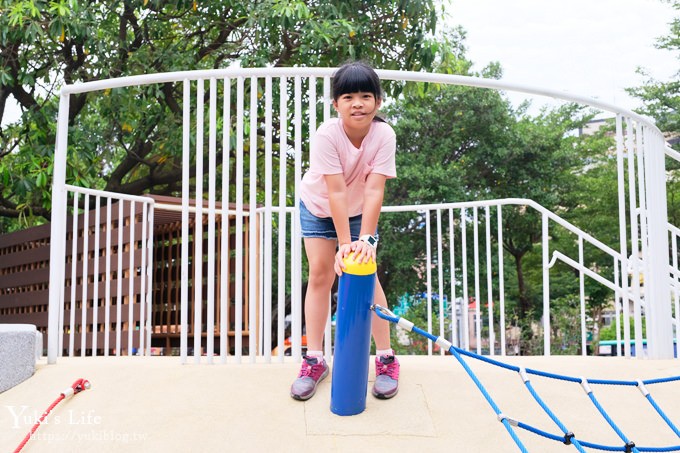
[{"xmin": 2, "ymin": 355, "xmax": 680, "ymax": 452}]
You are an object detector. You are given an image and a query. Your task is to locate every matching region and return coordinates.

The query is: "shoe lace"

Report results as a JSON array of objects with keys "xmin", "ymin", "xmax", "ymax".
[
  {"xmin": 298, "ymin": 358, "xmax": 325, "ymax": 379},
  {"xmin": 376, "ymin": 356, "xmax": 400, "ymax": 380}
]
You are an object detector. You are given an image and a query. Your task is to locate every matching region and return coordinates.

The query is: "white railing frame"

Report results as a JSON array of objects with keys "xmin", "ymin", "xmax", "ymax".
[
  {"xmin": 47, "ymin": 68, "xmax": 673, "ymax": 363},
  {"xmin": 52, "ymin": 185, "xmax": 154, "ymax": 360}
]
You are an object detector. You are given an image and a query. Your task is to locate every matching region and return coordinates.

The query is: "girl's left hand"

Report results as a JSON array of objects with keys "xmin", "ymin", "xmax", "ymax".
[{"xmin": 351, "ymin": 239, "xmax": 376, "ymax": 265}]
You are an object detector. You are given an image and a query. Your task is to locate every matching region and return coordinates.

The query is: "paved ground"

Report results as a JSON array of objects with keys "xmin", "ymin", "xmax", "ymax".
[{"xmin": 2, "ymin": 354, "xmax": 680, "ymax": 452}]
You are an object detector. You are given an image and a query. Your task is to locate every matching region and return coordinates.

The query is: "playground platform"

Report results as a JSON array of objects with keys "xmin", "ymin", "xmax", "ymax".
[{"xmin": 2, "ymin": 355, "xmax": 680, "ymax": 452}]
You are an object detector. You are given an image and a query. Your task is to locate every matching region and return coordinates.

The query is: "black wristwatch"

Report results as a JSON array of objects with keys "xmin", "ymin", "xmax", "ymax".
[{"xmin": 359, "ymin": 234, "xmax": 378, "ymax": 247}]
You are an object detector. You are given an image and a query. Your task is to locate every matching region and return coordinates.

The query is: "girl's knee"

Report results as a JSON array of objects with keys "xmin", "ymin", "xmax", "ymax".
[{"xmin": 307, "ymin": 269, "xmax": 335, "ymax": 289}]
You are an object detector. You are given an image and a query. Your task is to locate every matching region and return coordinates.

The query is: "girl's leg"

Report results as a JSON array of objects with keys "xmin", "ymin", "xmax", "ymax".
[
  {"xmin": 303, "ymin": 237, "xmax": 337, "ymax": 352},
  {"xmin": 371, "ymin": 279, "xmax": 391, "ymax": 351}
]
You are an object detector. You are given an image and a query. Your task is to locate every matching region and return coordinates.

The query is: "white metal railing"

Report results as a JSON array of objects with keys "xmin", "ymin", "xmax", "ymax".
[
  {"xmin": 58, "ymin": 185, "xmax": 154, "ymax": 358},
  {"xmin": 47, "ymin": 67, "xmax": 675, "ymax": 363}
]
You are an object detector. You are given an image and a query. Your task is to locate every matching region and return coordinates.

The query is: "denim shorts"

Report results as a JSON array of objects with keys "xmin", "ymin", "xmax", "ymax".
[{"xmin": 299, "ymin": 200, "xmax": 375, "ymax": 241}]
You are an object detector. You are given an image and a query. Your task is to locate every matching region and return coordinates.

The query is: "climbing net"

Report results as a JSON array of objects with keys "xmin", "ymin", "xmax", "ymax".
[{"xmin": 372, "ymin": 304, "xmax": 680, "ymax": 453}]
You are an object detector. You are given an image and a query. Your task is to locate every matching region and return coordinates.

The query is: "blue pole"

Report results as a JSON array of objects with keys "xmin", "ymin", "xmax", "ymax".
[{"xmin": 330, "ymin": 253, "xmax": 376, "ymax": 416}]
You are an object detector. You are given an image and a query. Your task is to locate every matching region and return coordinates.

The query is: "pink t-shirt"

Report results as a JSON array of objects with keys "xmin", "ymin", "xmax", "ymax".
[{"xmin": 300, "ymin": 118, "xmax": 397, "ymax": 218}]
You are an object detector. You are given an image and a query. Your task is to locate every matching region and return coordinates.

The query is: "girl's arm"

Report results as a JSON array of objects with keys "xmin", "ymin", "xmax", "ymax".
[
  {"xmin": 353, "ymin": 173, "xmax": 387, "ymax": 264},
  {"xmin": 325, "ymin": 173, "xmax": 353, "ymax": 275}
]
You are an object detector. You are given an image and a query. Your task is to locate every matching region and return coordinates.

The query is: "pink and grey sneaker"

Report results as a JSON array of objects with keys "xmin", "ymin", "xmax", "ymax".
[
  {"xmin": 290, "ymin": 355, "xmax": 329, "ymax": 401},
  {"xmin": 372, "ymin": 354, "xmax": 400, "ymax": 399}
]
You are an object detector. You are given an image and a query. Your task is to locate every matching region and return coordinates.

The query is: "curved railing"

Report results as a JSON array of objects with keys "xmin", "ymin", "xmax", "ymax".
[{"xmin": 46, "ymin": 68, "xmax": 674, "ymax": 363}]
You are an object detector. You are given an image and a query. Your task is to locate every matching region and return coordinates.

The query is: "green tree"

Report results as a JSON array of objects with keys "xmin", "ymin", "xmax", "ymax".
[
  {"xmin": 627, "ymin": 0, "xmax": 680, "ymax": 137},
  {"xmin": 381, "ymin": 72, "xmax": 595, "ymax": 352},
  {"xmin": 0, "ymin": 0, "xmax": 460, "ymax": 232}
]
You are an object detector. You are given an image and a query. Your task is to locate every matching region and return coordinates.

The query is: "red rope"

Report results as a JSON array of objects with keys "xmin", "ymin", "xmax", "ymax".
[{"xmin": 13, "ymin": 378, "xmax": 91, "ymax": 453}]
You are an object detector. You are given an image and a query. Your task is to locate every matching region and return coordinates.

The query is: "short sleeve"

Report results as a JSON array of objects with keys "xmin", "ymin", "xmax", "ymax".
[
  {"xmin": 370, "ymin": 125, "xmax": 397, "ymax": 178},
  {"xmin": 310, "ymin": 129, "xmax": 343, "ymax": 175}
]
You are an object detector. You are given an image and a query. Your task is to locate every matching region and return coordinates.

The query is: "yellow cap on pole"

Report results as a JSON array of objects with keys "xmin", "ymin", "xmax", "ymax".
[{"xmin": 342, "ymin": 252, "xmax": 377, "ymax": 276}]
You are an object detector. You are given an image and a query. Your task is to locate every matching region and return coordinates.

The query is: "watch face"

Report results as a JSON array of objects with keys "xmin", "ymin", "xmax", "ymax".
[{"xmin": 363, "ymin": 235, "xmax": 377, "ymax": 247}]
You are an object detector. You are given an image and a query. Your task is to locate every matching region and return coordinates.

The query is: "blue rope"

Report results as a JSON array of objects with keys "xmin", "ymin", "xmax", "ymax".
[
  {"xmin": 371, "ymin": 305, "xmax": 680, "ymax": 453},
  {"xmin": 523, "ymin": 378, "xmax": 587, "ymax": 452},
  {"xmin": 516, "ymin": 420, "xmax": 680, "ymax": 452},
  {"xmin": 585, "ymin": 391, "xmax": 639, "ymax": 452},
  {"xmin": 645, "ymin": 394, "xmax": 680, "ymax": 438},
  {"xmin": 408, "ymin": 323, "xmax": 528, "ymax": 452},
  {"xmin": 644, "ymin": 376, "xmax": 680, "ymax": 385}
]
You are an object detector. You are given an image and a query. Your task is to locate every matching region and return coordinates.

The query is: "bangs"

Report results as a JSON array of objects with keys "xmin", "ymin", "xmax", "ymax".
[{"xmin": 332, "ymin": 62, "xmax": 383, "ymax": 100}]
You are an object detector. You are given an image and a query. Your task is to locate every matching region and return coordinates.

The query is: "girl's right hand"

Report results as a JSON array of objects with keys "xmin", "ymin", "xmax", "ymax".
[{"xmin": 334, "ymin": 243, "xmax": 353, "ymax": 276}]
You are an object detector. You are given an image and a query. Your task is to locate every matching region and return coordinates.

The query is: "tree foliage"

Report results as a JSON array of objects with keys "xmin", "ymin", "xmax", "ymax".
[
  {"xmin": 381, "ymin": 74, "xmax": 595, "ymax": 331},
  {"xmin": 0, "ymin": 0, "xmax": 461, "ymax": 231},
  {"xmin": 627, "ymin": 0, "xmax": 680, "ymax": 137}
]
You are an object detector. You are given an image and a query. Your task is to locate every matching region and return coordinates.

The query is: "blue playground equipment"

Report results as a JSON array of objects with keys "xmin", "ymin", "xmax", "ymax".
[{"xmin": 330, "ymin": 253, "xmax": 377, "ymax": 416}]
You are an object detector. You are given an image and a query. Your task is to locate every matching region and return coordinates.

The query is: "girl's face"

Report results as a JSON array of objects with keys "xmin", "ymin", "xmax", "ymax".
[{"xmin": 333, "ymin": 91, "xmax": 382, "ymax": 129}]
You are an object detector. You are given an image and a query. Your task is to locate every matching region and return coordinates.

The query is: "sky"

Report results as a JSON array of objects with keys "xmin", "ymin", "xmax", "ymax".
[
  {"xmin": 1, "ymin": 1, "xmax": 676, "ymax": 126},
  {"xmin": 446, "ymin": 0, "xmax": 676, "ymax": 116}
]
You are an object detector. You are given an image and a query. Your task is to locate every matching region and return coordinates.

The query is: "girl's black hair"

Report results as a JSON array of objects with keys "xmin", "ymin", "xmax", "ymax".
[
  {"xmin": 331, "ymin": 61, "xmax": 383, "ymax": 101},
  {"xmin": 332, "ymin": 61, "xmax": 386, "ymax": 122}
]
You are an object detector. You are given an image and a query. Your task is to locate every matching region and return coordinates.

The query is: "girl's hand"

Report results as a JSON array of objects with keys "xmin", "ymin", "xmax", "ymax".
[
  {"xmin": 334, "ymin": 243, "xmax": 353, "ymax": 276},
  {"xmin": 351, "ymin": 239, "xmax": 376, "ymax": 265}
]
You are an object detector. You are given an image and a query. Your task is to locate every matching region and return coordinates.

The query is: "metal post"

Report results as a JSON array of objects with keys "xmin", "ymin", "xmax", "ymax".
[
  {"xmin": 330, "ymin": 254, "xmax": 376, "ymax": 416},
  {"xmin": 643, "ymin": 128, "xmax": 673, "ymax": 358},
  {"xmin": 47, "ymin": 93, "xmax": 70, "ymax": 364}
]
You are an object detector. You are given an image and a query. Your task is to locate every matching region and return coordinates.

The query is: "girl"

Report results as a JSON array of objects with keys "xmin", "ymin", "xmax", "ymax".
[{"xmin": 290, "ymin": 61, "xmax": 399, "ymax": 401}]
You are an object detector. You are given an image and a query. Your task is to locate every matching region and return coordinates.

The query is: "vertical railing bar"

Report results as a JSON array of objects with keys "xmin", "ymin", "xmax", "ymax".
[
  {"xmin": 292, "ymin": 75, "xmax": 303, "ymax": 360},
  {"xmin": 258, "ymin": 211, "xmax": 264, "ymax": 357},
  {"xmin": 323, "ymin": 76, "xmax": 331, "ymax": 120},
  {"xmin": 449, "ymin": 208, "xmax": 458, "ymax": 347},
  {"xmin": 497, "ymin": 205, "xmax": 506, "ymax": 356},
  {"xmin": 145, "ymin": 203, "xmax": 154, "ymax": 357},
  {"xmin": 425, "ymin": 210, "xmax": 433, "ymax": 356},
  {"xmin": 128, "ymin": 200, "xmax": 135, "ymax": 356},
  {"xmin": 68, "ymin": 192, "xmax": 79, "ymax": 357},
  {"xmin": 235, "ymin": 76, "xmax": 245, "ymax": 363},
  {"xmin": 104, "ymin": 197, "xmax": 112, "ymax": 356},
  {"xmin": 307, "ymin": 76, "xmax": 329, "ymax": 360},
  {"xmin": 436, "ymin": 209, "xmax": 445, "ymax": 355},
  {"xmin": 116, "ymin": 200, "xmax": 124, "ymax": 356},
  {"xmin": 194, "ymin": 79, "xmax": 205, "ymax": 364},
  {"xmin": 673, "ymin": 233, "xmax": 680, "ymax": 350},
  {"xmin": 249, "ymin": 76, "xmax": 258, "ymax": 363},
  {"xmin": 485, "ymin": 206, "xmax": 495, "ymax": 356},
  {"xmin": 207, "ymin": 77, "xmax": 217, "ymax": 364},
  {"xmin": 616, "ymin": 114, "xmax": 632, "ymax": 357},
  {"xmin": 542, "ymin": 211, "xmax": 550, "ymax": 356},
  {"xmin": 92, "ymin": 196, "xmax": 101, "ymax": 356},
  {"xmin": 139, "ymin": 201, "xmax": 148, "ymax": 355},
  {"xmin": 180, "ymin": 78, "xmax": 191, "ymax": 364},
  {"xmin": 579, "ymin": 236, "xmax": 586, "ymax": 356},
  {"xmin": 473, "ymin": 207, "xmax": 481, "ymax": 355},
  {"xmin": 461, "ymin": 207, "xmax": 469, "ymax": 351},
  {"xmin": 81, "ymin": 193, "xmax": 90, "ymax": 357},
  {"xmin": 277, "ymin": 76, "xmax": 288, "ymax": 362},
  {"xmin": 614, "ymin": 257, "xmax": 622, "ymax": 356},
  {"xmin": 635, "ymin": 122, "xmax": 651, "ymax": 352},
  {"xmin": 264, "ymin": 75, "xmax": 273, "ymax": 362},
  {"xmin": 626, "ymin": 117, "xmax": 644, "ymax": 357},
  {"xmin": 220, "ymin": 77, "xmax": 231, "ymax": 363},
  {"xmin": 319, "ymin": 77, "xmax": 333, "ymax": 359}
]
